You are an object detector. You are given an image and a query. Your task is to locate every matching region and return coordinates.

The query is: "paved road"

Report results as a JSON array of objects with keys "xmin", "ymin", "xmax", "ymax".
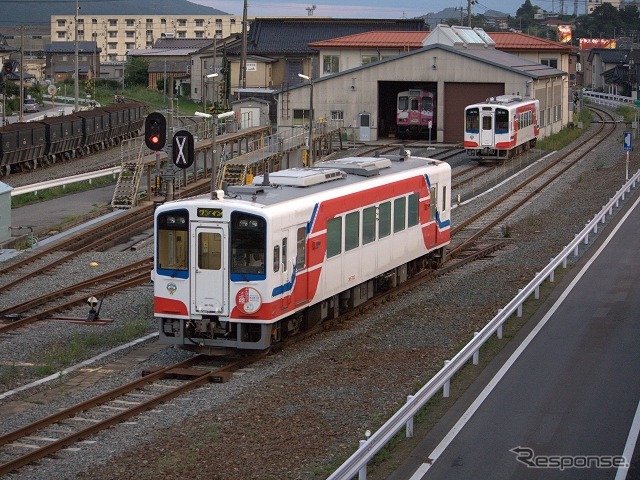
[{"xmin": 390, "ymin": 191, "xmax": 640, "ymax": 480}]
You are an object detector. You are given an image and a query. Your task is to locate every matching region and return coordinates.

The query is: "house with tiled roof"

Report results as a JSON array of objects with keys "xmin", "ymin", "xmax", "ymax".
[
  {"xmin": 44, "ymin": 41, "xmax": 101, "ymax": 82},
  {"xmin": 585, "ymin": 48, "xmax": 632, "ymax": 93}
]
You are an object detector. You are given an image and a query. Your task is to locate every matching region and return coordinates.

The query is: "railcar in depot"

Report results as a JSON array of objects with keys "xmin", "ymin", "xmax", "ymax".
[
  {"xmin": 464, "ymin": 95, "xmax": 539, "ymax": 161},
  {"xmin": 396, "ymin": 88, "xmax": 435, "ymax": 139},
  {"xmin": 153, "ymin": 152, "xmax": 452, "ymax": 353},
  {"xmin": 0, "ymin": 102, "xmax": 144, "ymax": 176}
]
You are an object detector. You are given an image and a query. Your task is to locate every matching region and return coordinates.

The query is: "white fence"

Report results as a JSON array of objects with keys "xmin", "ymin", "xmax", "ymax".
[
  {"xmin": 328, "ymin": 169, "xmax": 640, "ymax": 480},
  {"xmin": 582, "ymin": 91, "xmax": 637, "ymax": 108}
]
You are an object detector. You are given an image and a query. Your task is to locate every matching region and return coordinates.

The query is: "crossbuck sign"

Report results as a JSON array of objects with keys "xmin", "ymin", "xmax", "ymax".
[{"xmin": 172, "ymin": 130, "xmax": 195, "ymax": 169}]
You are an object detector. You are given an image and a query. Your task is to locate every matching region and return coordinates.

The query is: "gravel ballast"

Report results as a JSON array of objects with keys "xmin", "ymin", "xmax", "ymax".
[{"xmin": 1, "ymin": 119, "xmax": 639, "ymax": 480}]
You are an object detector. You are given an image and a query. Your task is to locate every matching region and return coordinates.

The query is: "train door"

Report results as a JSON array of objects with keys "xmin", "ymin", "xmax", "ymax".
[
  {"xmin": 192, "ymin": 226, "xmax": 228, "ymax": 316},
  {"xmin": 359, "ymin": 112, "xmax": 371, "ymax": 141},
  {"xmin": 480, "ymin": 111, "xmax": 494, "ymax": 147}
]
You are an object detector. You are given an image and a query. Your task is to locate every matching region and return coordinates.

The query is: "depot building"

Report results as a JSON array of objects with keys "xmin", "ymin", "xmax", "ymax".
[{"xmin": 276, "ymin": 24, "xmax": 569, "ymax": 144}]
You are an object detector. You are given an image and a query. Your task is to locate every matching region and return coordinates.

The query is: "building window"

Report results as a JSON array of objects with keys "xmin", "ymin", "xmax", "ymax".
[
  {"xmin": 108, "ymin": 54, "xmax": 117, "ymax": 61},
  {"xmin": 331, "ymin": 111, "xmax": 344, "ymax": 121},
  {"xmin": 92, "ymin": 18, "xmax": 98, "ymax": 24},
  {"xmin": 216, "ymin": 19, "xmax": 223, "ymax": 26},
  {"xmin": 195, "ymin": 31, "xmax": 204, "ymax": 38},
  {"xmin": 361, "ymin": 55, "xmax": 377, "ymax": 65},
  {"xmin": 195, "ymin": 19, "xmax": 204, "ymax": 26},
  {"xmin": 293, "ymin": 109, "xmax": 310, "ymax": 126},
  {"xmin": 161, "ymin": 18, "xmax": 166, "ymax": 24},
  {"xmin": 57, "ymin": 20, "xmax": 66, "ymax": 27},
  {"xmin": 322, "ymin": 55, "xmax": 339, "ymax": 74},
  {"xmin": 126, "ymin": 19, "xmax": 135, "ymax": 27},
  {"xmin": 109, "ymin": 31, "xmax": 117, "ymax": 38},
  {"xmin": 126, "ymin": 31, "xmax": 135, "ymax": 38},
  {"xmin": 146, "ymin": 29, "xmax": 153, "ymax": 35},
  {"xmin": 108, "ymin": 42, "xmax": 117, "ymax": 50},
  {"xmin": 178, "ymin": 19, "xmax": 187, "ymax": 26},
  {"xmin": 108, "ymin": 19, "xmax": 117, "ymax": 27},
  {"xmin": 125, "ymin": 42, "xmax": 135, "ymax": 49},
  {"xmin": 230, "ymin": 19, "xmax": 236, "ymax": 25},
  {"xmin": 62, "ymin": 55, "xmax": 68, "ymax": 61},
  {"xmin": 178, "ymin": 31, "xmax": 186, "ymax": 38},
  {"xmin": 78, "ymin": 30, "xmax": 84, "ymax": 40},
  {"xmin": 57, "ymin": 32, "xmax": 66, "ymax": 39},
  {"xmin": 77, "ymin": 18, "xmax": 84, "ymax": 24},
  {"xmin": 542, "ymin": 58, "xmax": 558, "ymax": 68}
]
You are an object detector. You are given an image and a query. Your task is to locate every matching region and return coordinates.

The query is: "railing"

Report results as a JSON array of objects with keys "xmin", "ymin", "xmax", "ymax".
[
  {"xmin": 328, "ymin": 168, "xmax": 640, "ymax": 480},
  {"xmin": 582, "ymin": 90, "xmax": 637, "ymax": 108}
]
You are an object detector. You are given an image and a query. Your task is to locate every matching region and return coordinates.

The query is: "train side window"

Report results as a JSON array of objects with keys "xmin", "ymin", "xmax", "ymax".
[
  {"xmin": 230, "ymin": 212, "xmax": 266, "ymax": 276},
  {"xmin": 327, "ymin": 217, "xmax": 342, "ymax": 258},
  {"xmin": 296, "ymin": 227, "xmax": 306, "ymax": 270},
  {"xmin": 345, "ymin": 211, "xmax": 359, "ymax": 251},
  {"xmin": 393, "ymin": 197, "xmax": 406, "ymax": 233},
  {"xmin": 282, "ymin": 237, "xmax": 288, "ymax": 272},
  {"xmin": 379, "ymin": 202, "xmax": 391, "ymax": 238},
  {"xmin": 273, "ymin": 245, "xmax": 280, "ymax": 272},
  {"xmin": 442, "ymin": 186, "xmax": 447, "ymax": 213},
  {"xmin": 430, "ymin": 185, "xmax": 438, "ymax": 221},
  {"xmin": 197, "ymin": 232, "xmax": 221, "ymax": 270},
  {"xmin": 362, "ymin": 206, "xmax": 376, "ymax": 244},
  {"xmin": 408, "ymin": 193, "xmax": 419, "ymax": 227}
]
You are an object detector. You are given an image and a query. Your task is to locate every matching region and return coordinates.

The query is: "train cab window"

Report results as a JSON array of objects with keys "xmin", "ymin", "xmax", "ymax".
[
  {"xmin": 362, "ymin": 206, "xmax": 376, "ymax": 244},
  {"xmin": 398, "ymin": 95, "xmax": 409, "ymax": 111},
  {"xmin": 408, "ymin": 193, "xmax": 419, "ymax": 227},
  {"xmin": 230, "ymin": 212, "xmax": 266, "ymax": 276},
  {"xmin": 422, "ymin": 96, "xmax": 433, "ymax": 113},
  {"xmin": 394, "ymin": 197, "xmax": 406, "ymax": 233},
  {"xmin": 345, "ymin": 211, "xmax": 360, "ymax": 251},
  {"xmin": 197, "ymin": 232, "xmax": 222, "ymax": 270},
  {"xmin": 495, "ymin": 108, "xmax": 509, "ymax": 134},
  {"xmin": 466, "ymin": 107, "xmax": 479, "ymax": 133},
  {"xmin": 296, "ymin": 227, "xmax": 306, "ymax": 270},
  {"xmin": 379, "ymin": 202, "xmax": 391, "ymax": 238},
  {"xmin": 327, "ymin": 217, "xmax": 342, "ymax": 258},
  {"xmin": 157, "ymin": 210, "xmax": 189, "ymax": 278}
]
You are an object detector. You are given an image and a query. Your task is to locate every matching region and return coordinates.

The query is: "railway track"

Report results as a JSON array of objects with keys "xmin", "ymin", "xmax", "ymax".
[
  {"xmin": 0, "ymin": 354, "xmax": 254, "ymax": 476},
  {"xmin": 448, "ymin": 107, "xmax": 616, "ymax": 258}
]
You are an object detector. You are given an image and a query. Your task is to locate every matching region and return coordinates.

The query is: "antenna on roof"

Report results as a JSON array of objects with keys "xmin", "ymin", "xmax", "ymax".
[{"xmin": 306, "ymin": 5, "xmax": 316, "ymax": 15}]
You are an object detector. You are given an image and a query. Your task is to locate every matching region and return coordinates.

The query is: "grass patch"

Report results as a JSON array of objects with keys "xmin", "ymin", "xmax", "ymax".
[{"xmin": 11, "ymin": 174, "xmax": 117, "ymax": 208}]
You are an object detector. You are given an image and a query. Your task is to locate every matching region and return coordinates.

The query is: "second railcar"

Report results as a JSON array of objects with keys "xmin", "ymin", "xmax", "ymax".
[
  {"xmin": 154, "ymin": 152, "xmax": 451, "ymax": 354},
  {"xmin": 396, "ymin": 88, "xmax": 435, "ymax": 139},
  {"xmin": 464, "ymin": 95, "xmax": 539, "ymax": 160}
]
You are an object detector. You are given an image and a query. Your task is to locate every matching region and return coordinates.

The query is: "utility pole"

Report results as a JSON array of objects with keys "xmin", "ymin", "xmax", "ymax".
[
  {"xmin": 19, "ymin": 26, "xmax": 24, "ymax": 123},
  {"xmin": 239, "ymin": 0, "xmax": 248, "ymax": 95},
  {"xmin": 74, "ymin": 0, "xmax": 79, "ymax": 112}
]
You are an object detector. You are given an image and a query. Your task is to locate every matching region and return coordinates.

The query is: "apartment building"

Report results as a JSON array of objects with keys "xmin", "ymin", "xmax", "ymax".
[{"xmin": 50, "ymin": 14, "xmax": 243, "ymax": 63}]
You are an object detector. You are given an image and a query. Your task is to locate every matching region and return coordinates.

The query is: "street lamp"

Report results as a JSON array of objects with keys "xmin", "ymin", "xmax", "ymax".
[
  {"xmin": 204, "ymin": 72, "xmax": 218, "ymax": 114},
  {"xmin": 298, "ymin": 73, "xmax": 314, "ymax": 165},
  {"xmin": 195, "ymin": 109, "xmax": 235, "ymax": 199}
]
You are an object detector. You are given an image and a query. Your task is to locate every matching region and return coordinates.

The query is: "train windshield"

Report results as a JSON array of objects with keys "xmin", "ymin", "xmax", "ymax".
[
  {"xmin": 421, "ymin": 96, "xmax": 433, "ymax": 112},
  {"xmin": 157, "ymin": 210, "xmax": 189, "ymax": 279},
  {"xmin": 398, "ymin": 95, "xmax": 409, "ymax": 110},
  {"xmin": 495, "ymin": 108, "xmax": 509, "ymax": 133},
  {"xmin": 465, "ymin": 107, "xmax": 479, "ymax": 133},
  {"xmin": 230, "ymin": 212, "xmax": 266, "ymax": 276}
]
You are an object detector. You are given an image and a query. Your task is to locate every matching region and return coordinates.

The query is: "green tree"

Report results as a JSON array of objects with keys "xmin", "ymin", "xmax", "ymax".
[
  {"xmin": 514, "ymin": 0, "xmax": 538, "ymax": 31},
  {"xmin": 124, "ymin": 57, "xmax": 149, "ymax": 88}
]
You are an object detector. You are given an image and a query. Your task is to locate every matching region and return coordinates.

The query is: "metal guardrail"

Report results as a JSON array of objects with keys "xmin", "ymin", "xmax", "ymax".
[
  {"xmin": 328, "ymin": 168, "xmax": 640, "ymax": 480},
  {"xmin": 582, "ymin": 91, "xmax": 637, "ymax": 108},
  {"xmin": 10, "ymin": 166, "xmax": 120, "ymax": 196}
]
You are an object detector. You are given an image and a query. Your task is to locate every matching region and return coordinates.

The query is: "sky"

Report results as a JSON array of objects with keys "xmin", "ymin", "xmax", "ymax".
[{"xmin": 192, "ymin": 0, "xmax": 563, "ymax": 20}]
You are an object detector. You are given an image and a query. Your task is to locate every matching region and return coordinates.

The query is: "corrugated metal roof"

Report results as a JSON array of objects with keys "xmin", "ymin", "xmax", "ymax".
[
  {"xmin": 309, "ymin": 31, "xmax": 429, "ymax": 48},
  {"xmin": 241, "ymin": 18, "xmax": 427, "ymax": 55},
  {"xmin": 44, "ymin": 41, "xmax": 101, "ymax": 54}
]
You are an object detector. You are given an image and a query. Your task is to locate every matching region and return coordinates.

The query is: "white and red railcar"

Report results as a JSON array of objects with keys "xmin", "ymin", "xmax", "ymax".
[
  {"xmin": 464, "ymin": 95, "xmax": 539, "ymax": 160},
  {"xmin": 153, "ymin": 153, "xmax": 451, "ymax": 353}
]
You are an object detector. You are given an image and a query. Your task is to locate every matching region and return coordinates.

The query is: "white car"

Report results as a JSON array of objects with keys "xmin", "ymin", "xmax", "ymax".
[{"xmin": 23, "ymin": 98, "xmax": 39, "ymax": 113}]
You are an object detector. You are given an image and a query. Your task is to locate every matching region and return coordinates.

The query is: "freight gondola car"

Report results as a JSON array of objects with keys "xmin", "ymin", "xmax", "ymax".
[
  {"xmin": 0, "ymin": 102, "xmax": 145, "ymax": 175},
  {"xmin": 153, "ymin": 152, "xmax": 451, "ymax": 353},
  {"xmin": 464, "ymin": 95, "xmax": 539, "ymax": 160}
]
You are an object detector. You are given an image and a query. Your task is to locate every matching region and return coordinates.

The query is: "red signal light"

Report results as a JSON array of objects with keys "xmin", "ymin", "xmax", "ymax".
[{"xmin": 150, "ymin": 134, "xmax": 160, "ymax": 144}]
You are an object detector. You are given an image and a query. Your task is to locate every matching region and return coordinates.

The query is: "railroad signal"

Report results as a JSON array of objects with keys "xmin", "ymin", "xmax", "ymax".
[
  {"xmin": 144, "ymin": 112, "xmax": 167, "ymax": 151},
  {"xmin": 172, "ymin": 130, "xmax": 194, "ymax": 169}
]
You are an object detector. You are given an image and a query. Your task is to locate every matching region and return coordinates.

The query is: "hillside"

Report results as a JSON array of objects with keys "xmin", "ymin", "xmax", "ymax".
[{"xmin": 0, "ymin": 0, "xmax": 229, "ymax": 26}]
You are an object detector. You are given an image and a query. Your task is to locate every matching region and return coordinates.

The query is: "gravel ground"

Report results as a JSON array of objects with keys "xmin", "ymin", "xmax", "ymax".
[{"xmin": 1, "ymin": 117, "xmax": 639, "ymax": 480}]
